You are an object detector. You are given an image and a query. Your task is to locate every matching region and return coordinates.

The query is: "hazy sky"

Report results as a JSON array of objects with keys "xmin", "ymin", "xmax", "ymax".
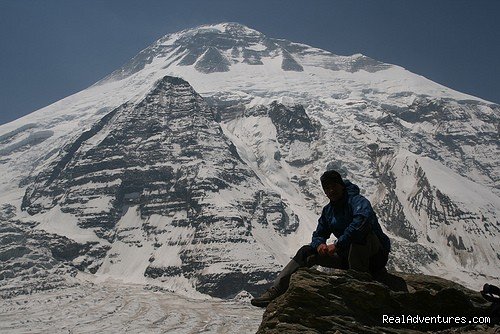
[{"xmin": 1, "ymin": 0, "xmax": 499, "ymax": 125}]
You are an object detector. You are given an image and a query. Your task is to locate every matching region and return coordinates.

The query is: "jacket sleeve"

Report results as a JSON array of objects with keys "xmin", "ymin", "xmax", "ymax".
[
  {"xmin": 310, "ymin": 207, "xmax": 331, "ymax": 250},
  {"xmin": 334, "ymin": 196, "xmax": 374, "ymax": 251}
]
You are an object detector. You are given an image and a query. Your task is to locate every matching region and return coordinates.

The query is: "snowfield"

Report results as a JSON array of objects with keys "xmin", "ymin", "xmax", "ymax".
[{"xmin": 0, "ymin": 279, "xmax": 263, "ymax": 333}]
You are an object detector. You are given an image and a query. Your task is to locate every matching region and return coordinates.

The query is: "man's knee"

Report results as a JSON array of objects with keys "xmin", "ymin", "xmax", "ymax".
[
  {"xmin": 293, "ymin": 245, "xmax": 315, "ymax": 265},
  {"xmin": 296, "ymin": 244, "xmax": 314, "ymax": 255}
]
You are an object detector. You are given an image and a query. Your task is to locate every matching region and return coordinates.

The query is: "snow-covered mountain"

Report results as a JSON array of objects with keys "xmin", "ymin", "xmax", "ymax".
[{"xmin": 1, "ymin": 22, "xmax": 498, "ymax": 298}]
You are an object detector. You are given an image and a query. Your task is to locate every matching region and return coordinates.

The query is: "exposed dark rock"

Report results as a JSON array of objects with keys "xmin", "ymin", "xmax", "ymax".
[
  {"xmin": 281, "ymin": 50, "xmax": 303, "ymax": 72},
  {"xmin": 243, "ymin": 48, "xmax": 264, "ymax": 65},
  {"xmin": 194, "ymin": 47, "xmax": 231, "ymax": 73},
  {"xmin": 348, "ymin": 55, "xmax": 392, "ymax": 73},
  {"xmin": 196, "ymin": 270, "xmax": 275, "ymax": 299},
  {"xmin": 257, "ymin": 268, "xmax": 496, "ymax": 333},
  {"xmin": 250, "ymin": 190, "xmax": 299, "ymax": 235},
  {"xmin": 144, "ymin": 265, "xmax": 183, "ymax": 278},
  {"xmin": 20, "ymin": 75, "xmax": 294, "ymax": 296},
  {"xmin": 386, "ymin": 240, "xmax": 438, "ymax": 274},
  {"xmin": 0, "ymin": 204, "xmax": 17, "ymax": 220},
  {"xmin": 268, "ymin": 102, "xmax": 319, "ymax": 144},
  {"xmin": 0, "ymin": 219, "xmax": 79, "ymax": 298}
]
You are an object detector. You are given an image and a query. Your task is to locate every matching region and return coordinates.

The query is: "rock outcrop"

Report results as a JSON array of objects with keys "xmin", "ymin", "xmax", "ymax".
[
  {"xmin": 257, "ymin": 268, "xmax": 497, "ymax": 333},
  {"xmin": 18, "ymin": 75, "xmax": 299, "ymax": 297}
]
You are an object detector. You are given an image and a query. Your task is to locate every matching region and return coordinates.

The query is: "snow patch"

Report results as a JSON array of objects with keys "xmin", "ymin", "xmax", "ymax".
[{"xmin": 34, "ymin": 205, "xmax": 102, "ymax": 243}]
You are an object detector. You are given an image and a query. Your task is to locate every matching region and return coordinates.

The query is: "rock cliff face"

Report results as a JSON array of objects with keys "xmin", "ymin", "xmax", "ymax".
[
  {"xmin": 0, "ymin": 204, "xmax": 80, "ymax": 298},
  {"xmin": 257, "ymin": 268, "xmax": 497, "ymax": 333},
  {"xmin": 19, "ymin": 76, "xmax": 299, "ymax": 297}
]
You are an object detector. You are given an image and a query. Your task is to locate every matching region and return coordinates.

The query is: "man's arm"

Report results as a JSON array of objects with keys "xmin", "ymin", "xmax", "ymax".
[{"xmin": 310, "ymin": 207, "xmax": 331, "ymax": 251}]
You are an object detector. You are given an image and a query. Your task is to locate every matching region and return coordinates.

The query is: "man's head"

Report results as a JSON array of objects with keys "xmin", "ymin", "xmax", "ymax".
[{"xmin": 320, "ymin": 170, "xmax": 345, "ymax": 202}]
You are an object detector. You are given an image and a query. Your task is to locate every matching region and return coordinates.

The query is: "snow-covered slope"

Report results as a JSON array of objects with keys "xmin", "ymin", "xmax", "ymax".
[
  {"xmin": 0, "ymin": 23, "xmax": 498, "ymax": 297},
  {"xmin": 0, "ymin": 280, "xmax": 263, "ymax": 333}
]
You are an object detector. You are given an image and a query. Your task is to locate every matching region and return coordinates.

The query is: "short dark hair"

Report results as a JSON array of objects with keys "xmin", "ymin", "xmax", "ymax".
[{"xmin": 320, "ymin": 170, "xmax": 345, "ymax": 187}]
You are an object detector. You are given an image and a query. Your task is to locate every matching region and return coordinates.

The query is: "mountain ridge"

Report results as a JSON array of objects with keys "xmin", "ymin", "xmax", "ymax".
[{"xmin": 0, "ymin": 23, "xmax": 498, "ymax": 297}]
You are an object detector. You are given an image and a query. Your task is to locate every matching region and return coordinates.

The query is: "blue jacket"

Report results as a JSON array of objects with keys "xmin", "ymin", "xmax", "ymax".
[{"xmin": 310, "ymin": 180, "xmax": 391, "ymax": 254}]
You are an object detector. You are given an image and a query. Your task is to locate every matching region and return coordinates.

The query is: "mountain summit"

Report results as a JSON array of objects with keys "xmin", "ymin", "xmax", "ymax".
[
  {"xmin": 101, "ymin": 22, "xmax": 389, "ymax": 83},
  {"xmin": 0, "ymin": 23, "xmax": 498, "ymax": 298}
]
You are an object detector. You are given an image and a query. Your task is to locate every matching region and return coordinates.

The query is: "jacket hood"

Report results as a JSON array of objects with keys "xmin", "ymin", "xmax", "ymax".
[{"xmin": 344, "ymin": 180, "xmax": 360, "ymax": 198}]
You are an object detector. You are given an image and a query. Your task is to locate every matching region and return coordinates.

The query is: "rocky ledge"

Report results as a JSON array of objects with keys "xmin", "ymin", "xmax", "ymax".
[{"xmin": 257, "ymin": 268, "xmax": 498, "ymax": 333}]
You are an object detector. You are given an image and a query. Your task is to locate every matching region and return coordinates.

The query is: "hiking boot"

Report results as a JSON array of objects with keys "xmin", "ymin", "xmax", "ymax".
[
  {"xmin": 251, "ymin": 286, "xmax": 285, "ymax": 307},
  {"xmin": 251, "ymin": 258, "xmax": 300, "ymax": 307}
]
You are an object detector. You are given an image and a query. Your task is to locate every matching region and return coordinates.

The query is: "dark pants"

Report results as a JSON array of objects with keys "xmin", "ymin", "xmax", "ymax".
[{"xmin": 274, "ymin": 232, "xmax": 389, "ymax": 290}]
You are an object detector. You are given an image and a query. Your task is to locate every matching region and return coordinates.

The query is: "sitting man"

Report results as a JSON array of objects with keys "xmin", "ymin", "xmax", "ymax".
[{"xmin": 251, "ymin": 170, "xmax": 391, "ymax": 307}]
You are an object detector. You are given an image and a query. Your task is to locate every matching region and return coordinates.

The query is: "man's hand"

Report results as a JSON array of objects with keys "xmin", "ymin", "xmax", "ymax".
[
  {"xmin": 317, "ymin": 243, "xmax": 328, "ymax": 256},
  {"xmin": 327, "ymin": 243, "xmax": 336, "ymax": 256},
  {"xmin": 317, "ymin": 243, "xmax": 336, "ymax": 257},
  {"xmin": 316, "ymin": 244, "xmax": 335, "ymax": 256}
]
